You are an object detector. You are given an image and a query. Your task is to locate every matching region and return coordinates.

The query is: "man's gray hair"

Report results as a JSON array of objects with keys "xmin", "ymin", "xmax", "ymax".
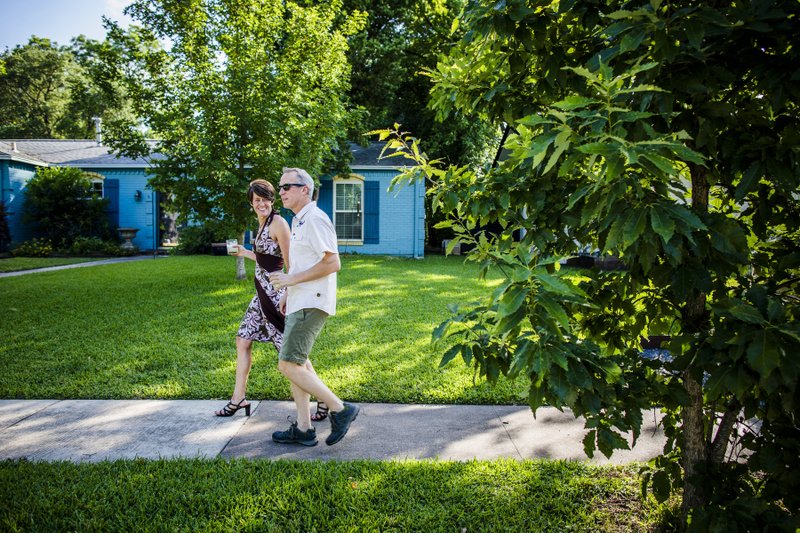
[{"xmin": 283, "ymin": 167, "xmax": 314, "ymax": 198}]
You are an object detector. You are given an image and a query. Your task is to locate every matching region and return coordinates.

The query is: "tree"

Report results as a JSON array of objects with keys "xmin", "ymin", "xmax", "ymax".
[
  {"xmin": 0, "ymin": 36, "xmax": 138, "ymax": 139},
  {"xmin": 382, "ymin": 0, "xmax": 800, "ymax": 528},
  {"xmin": 0, "ymin": 38, "xmax": 77, "ymax": 138},
  {"xmin": 339, "ymin": 0, "xmax": 500, "ymax": 247},
  {"xmin": 22, "ymin": 167, "xmax": 112, "ymax": 248},
  {"xmin": 104, "ymin": 0, "xmax": 365, "ymax": 278}
]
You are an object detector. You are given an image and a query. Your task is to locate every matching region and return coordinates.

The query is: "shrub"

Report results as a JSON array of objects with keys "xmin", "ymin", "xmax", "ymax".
[
  {"xmin": 175, "ymin": 223, "xmax": 229, "ymax": 255},
  {"xmin": 22, "ymin": 167, "xmax": 113, "ymax": 248},
  {"xmin": 67, "ymin": 236, "xmax": 134, "ymax": 257},
  {"xmin": 12, "ymin": 238, "xmax": 54, "ymax": 257}
]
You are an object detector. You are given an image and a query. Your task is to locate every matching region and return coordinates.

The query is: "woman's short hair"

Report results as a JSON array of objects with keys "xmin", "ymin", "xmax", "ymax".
[
  {"xmin": 248, "ymin": 179, "xmax": 275, "ymax": 202},
  {"xmin": 283, "ymin": 167, "xmax": 314, "ymax": 199}
]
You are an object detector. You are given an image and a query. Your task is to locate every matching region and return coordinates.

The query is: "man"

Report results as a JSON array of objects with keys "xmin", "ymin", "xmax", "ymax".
[{"xmin": 268, "ymin": 167, "xmax": 360, "ymax": 446}]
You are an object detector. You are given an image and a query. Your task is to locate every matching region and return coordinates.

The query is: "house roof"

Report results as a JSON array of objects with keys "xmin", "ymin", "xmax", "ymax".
[
  {"xmin": 349, "ymin": 142, "xmax": 405, "ymax": 169},
  {"xmin": 0, "ymin": 139, "xmax": 158, "ymax": 168},
  {"xmin": 0, "ymin": 139, "xmax": 401, "ymax": 170}
]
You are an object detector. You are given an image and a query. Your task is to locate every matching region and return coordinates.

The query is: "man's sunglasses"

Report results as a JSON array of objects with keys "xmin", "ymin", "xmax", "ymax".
[{"xmin": 278, "ymin": 183, "xmax": 305, "ymax": 191}]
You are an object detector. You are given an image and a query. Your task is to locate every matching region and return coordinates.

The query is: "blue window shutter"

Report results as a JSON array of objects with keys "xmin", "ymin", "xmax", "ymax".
[
  {"xmin": 318, "ymin": 179, "xmax": 333, "ymax": 218},
  {"xmin": 364, "ymin": 180, "xmax": 379, "ymax": 244},
  {"xmin": 105, "ymin": 179, "xmax": 119, "ymax": 227}
]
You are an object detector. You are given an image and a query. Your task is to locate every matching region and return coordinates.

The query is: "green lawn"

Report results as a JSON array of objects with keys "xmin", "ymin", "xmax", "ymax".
[
  {"xmin": 0, "ymin": 255, "xmax": 674, "ymax": 530},
  {"xmin": 0, "ymin": 255, "xmax": 526, "ymax": 402},
  {"xmin": 0, "ymin": 458, "xmax": 665, "ymax": 532},
  {"xmin": 0, "ymin": 256, "xmax": 101, "ymax": 273}
]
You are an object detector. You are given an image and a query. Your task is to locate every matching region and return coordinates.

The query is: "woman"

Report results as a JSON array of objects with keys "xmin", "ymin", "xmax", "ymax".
[
  {"xmin": 215, "ymin": 179, "xmax": 328, "ymax": 421},
  {"xmin": 215, "ymin": 179, "xmax": 290, "ymax": 417}
]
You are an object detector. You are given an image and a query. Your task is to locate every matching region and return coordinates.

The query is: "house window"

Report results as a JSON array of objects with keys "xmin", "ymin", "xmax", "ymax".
[
  {"xmin": 334, "ymin": 180, "xmax": 363, "ymax": 242},
  {"xmin": 90, "ymin": 179, "xmax": 104, "ymax": 198}
]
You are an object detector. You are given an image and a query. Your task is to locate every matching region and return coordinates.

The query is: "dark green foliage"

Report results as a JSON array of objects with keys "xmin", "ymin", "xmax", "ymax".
[
  {"xmin": 0, "ymin": 201, "xmax": 11, "ymax": 252},
  {"xmin": 0, "ymin": 37, "xmax": 135, "ymax": 139},
  {"xmin": 22, "ymin": 167, "xmax": 113, "ymax": 248},
  {"xmin": 174, "ymin": 223, "xmax": 230, "ymax": 255},
  {"xmin": 68, "ymin": 236, "xmax": 133, "ymax": 257},
  {"xmin": 104, "ymin": 0, "xmax": 365, "ymax": 258},
  {"xmin": 379, "ymin": 0, "xmax": 800, "ymax": 527}
]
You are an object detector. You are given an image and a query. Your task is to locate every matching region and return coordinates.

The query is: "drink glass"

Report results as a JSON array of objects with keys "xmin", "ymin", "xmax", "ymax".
[{"xmin": 226, "ymin": 239, "xmax": 238, "ymax": 255}]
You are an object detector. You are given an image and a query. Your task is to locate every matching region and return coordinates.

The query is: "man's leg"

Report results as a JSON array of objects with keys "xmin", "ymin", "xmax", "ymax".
[
  {"xmin": 279, "ymin": 360, "xmax": 344, "ymax": 417},
  {"xmin": 275, "ymin": 309, "xmax": 359, "ymax": 445}
]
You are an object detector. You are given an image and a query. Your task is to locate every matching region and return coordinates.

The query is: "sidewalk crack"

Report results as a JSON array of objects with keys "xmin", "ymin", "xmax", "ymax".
[
  {"xmin": 494, "ymin": 406, "xmax": 524, "ymax": 460},
  {"xmin": 0, "ymin": 399, "xmax": 62, "ymax": 432}
]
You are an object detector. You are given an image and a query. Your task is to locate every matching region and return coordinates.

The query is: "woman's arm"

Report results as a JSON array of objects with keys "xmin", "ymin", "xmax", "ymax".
[
  {"xmin": 233, "ymin": 245, "xmax": 256, "ymax": 261},
  {"xmin": 270, "ymin": 215, "xmax": 291, "ymax": 272}
]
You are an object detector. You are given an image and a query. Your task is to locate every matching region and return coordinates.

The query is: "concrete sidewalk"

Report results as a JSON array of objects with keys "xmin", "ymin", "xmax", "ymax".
[
  {"xmin": 0, "ymin": 400, "xmax": 666, "ymax": 464},
  {"xmin": 0, "ymin": 255, "xmax": 164, "ymax": 278}
]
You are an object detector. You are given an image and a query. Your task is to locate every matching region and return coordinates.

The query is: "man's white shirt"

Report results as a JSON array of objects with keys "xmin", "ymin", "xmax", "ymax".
[{"xmin": 286, "ymin": 201, "xmax": 338, "ymax": 316}]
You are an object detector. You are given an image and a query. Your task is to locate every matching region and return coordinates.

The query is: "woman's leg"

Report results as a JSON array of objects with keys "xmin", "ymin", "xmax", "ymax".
[{"xmin": 232, "ymin": 336, "xmax": 253, "ymax": 402}]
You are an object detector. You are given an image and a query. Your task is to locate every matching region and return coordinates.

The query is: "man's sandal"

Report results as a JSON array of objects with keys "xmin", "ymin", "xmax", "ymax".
[
  {"xmin": 215, "ymin": 398, "xmax": 251, "ymax": 417},
  {"xmin": 310, "ymin": 401, "xmax": 329, "ymax": 422}
]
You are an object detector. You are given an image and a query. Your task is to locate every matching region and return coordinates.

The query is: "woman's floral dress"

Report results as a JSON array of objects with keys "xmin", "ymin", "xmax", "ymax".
[{"xmin": 237, "ymin": 216, "xmax": 285, "ymax": 350}]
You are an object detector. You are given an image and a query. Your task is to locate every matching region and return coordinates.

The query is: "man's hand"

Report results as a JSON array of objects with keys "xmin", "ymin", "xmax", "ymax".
[{"xmin": 278, "ymin": 292, "xmax": 287, "ymax": 314}]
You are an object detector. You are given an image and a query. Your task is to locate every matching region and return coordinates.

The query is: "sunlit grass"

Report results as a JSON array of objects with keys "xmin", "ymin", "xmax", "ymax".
[
  {"xmin": 0, "ymin": 255, "xmax": 525, "ymax": 402},
  {"xmin": 0, "ymin": 458, "xmax": 667, "ymax": 532}
]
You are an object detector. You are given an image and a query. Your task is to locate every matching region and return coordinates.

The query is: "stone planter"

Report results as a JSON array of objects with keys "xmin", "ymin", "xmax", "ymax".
[{"xmin": 118, "ymin": 227, "xmax": 139, "ymax": 250}]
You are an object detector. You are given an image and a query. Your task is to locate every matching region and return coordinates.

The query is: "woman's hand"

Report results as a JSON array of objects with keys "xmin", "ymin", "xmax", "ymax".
[{"xmin": 269, "ymin": 271, "xmax": 294, "ymax": 290}]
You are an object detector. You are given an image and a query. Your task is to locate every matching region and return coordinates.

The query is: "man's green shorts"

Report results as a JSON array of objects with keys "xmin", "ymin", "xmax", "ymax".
[{"xmin": 279, "ymin": 308, "xmax": 328, "ymax": 365}]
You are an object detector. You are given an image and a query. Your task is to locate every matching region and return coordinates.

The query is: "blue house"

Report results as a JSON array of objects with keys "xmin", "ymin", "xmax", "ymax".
[{"xmin": 0, "ymin": 139, "xmax": 424, "ymax": 257}]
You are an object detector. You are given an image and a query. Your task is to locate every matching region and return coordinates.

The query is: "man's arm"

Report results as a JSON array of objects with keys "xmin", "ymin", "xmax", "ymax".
[{"xmin": 269, "ymin": 252, "xmax": 340, "ymax": 290}]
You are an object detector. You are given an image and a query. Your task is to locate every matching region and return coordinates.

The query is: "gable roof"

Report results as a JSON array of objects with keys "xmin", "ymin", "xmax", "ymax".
[
  {"xmin": 0, "ymin": 139, "xmax": 159, "ymax": 168},
  {"xmin": 0, "ymin": 139, "xmax": 400, "ymax": 170},
  {"xmin": 349, "ymin": 142, "xmax": 404, "ymax": 169}
]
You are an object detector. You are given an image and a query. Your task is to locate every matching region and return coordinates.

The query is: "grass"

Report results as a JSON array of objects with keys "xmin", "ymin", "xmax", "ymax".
[
  {"xmin": 0, "ymin": 255, "xmax": 674, "ymax": 530},
  {"xmin": 0, "ymin": 458, "xmax": 666, "ymax": 532},
  {"xmin": 0, "ymin": 256, "xmax": 101, "ymax": 273},
  {"xmin": 0, "ymin": 255, "xmax": 527, "ymax": 402}
]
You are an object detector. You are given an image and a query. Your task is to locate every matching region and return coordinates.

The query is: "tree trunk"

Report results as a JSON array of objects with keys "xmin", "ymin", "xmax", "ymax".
[
  {"xmin": 681, "ymin": 370, "xmax": 707, "ymax": 520},
  {"xmin": 680, "ymin": 163, "xmax": 711, "ymax": 525},
  {"xmin": 236, "ymin": 229, "xmax": 247, "ymax": 281}
]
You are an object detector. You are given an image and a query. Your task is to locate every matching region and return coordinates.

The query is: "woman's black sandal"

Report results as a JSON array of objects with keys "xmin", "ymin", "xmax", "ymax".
[
  {"xmin": 215, "ymin": 398, "xmax": 251, "ymax": 417},
  {"xmin": 310, "ymin": 401, "xmax": 329, "ymax": 422}
]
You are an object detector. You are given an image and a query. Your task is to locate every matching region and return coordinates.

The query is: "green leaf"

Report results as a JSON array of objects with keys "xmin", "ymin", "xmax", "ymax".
[
  {"xmin": 552, "ymin": 96, "xmax": 598, "ymax": 110},
  {"xmin": 735, "ymin": 161, "xmax": 761, "ymax": 202},
  {"xmin": 684, "ymin": 19, "xmax": 705, "ymax": 50},
  {"xmin": 537, "ymin": 293, "xmax": 571, "ymax": 331},
  {"xmin": 663, "ymin": 204, "xmax": 707, "ymax": 231},
  {"xmin": 746, "ymin": 331, "xmax": 781, "ymax": 378},
  {"xmin": 640, "ymin": 152, "xmax": 676, "ymax": 176},
  {"xmin": 649, "ymin": 205, "xmax": 675, "ymax": 244},
  {"xmin": 597, "ymin": 427, "xmax": 629, "ymax": 458},
  {"xmin": 652, "ymin": 470, "xmax": 671, "ymax": 502},
  {"xmin": 439, "ymin": 345, "xmax": 461, "ymax": 367},
  {"xmin": 728, "ymin": 302, "xmax": 766, "ymax": 325},
  {"xmin": 623, "ymin": 209, "xmax": 648, "ymax": 248},
  {"xmin": 498, "ymin": 284, "xmax": 529, "ymax": 317},
  {"xmin": 583, "ymin": 430, "xmax": 597, "ymax": 458},
  {"xmin": 535, "ymin": 271, "xmax": 583, "ymax": 298}
]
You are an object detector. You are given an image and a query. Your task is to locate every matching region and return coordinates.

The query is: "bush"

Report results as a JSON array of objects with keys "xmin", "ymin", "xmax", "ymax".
[
  {"xmin": 0, "ymin": 201, "xmax": 11, "ymax": 253},
  {"xmin": 68, "ymin": 236, "xmax": 133, "ymax": 257},
  {"xmin": 175, "ymin": 223, "xmax": 229, "ymax": 255},
  {"xmin": 22, "ymin": 167, "xmax": 113, "ymax": 248},
  {"xmin": 12, "ymin": 238, "xmax": 54, "ymax": 257}
]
